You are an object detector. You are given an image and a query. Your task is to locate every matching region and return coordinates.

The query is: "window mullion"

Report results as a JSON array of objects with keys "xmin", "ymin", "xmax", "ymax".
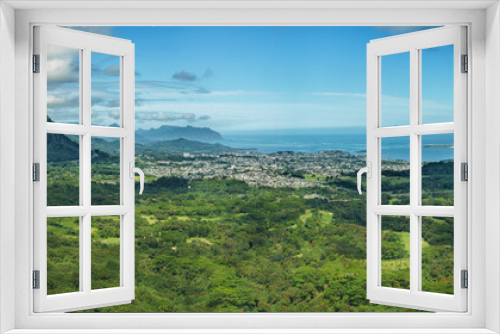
[
  {"xmin": 82, "ymin": 47, "xmax": 92, "ymax": 293},
  {"xmin": 409, "ymin": 47, "xmax": 420, "ymax": 294}
]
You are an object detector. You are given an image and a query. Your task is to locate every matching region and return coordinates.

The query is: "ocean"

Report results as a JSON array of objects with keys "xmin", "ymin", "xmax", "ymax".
[{"xmin": 220, "ymin": 128, "xmax": 454, "ymax": 162}]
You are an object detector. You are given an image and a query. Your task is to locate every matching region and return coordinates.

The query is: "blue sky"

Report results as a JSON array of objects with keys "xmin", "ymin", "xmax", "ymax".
[{"xmin": 50, "ymin": 26, "xmax": 453, "ymax": 132}]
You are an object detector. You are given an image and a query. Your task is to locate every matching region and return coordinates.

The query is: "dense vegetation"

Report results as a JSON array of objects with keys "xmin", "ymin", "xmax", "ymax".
[{"xmin": 46, "ymin": 135, "xmax": 454, "ymax": 312}]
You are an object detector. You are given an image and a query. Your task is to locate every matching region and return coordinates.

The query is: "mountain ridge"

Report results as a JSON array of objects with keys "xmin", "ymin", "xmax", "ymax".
[
  {"xmin": 48, "ymin": 135, "xmax": 235, "ymax": 162},
  {"xmin": 136, "ymin": 125, "xmax": 223, "ymax": 143},
  {"xmin": 46, "ymin": 116, "xmax": 228, "ymax": 160}
]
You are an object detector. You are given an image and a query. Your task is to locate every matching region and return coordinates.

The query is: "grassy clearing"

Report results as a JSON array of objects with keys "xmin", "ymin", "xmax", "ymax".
[
  {"xmin": 381, "ymin": 231, "xmax": 430, "ymax": 271},
  {"xmin": 304, "ymin": 174, "xmax": 326, "ymax": 183},
  {"xmin": 319, "ymin": 210, "xmax": 333, "ymax": 225},
  {"xmin": 395, "ymin": 231, "xmax": 430, "ymax": 253},
  {"xmin": 143, "ymin": 215, "xmax": 157, "ymax": 225},
  {"xmin": 201, "ymin": 217, "xmax": 220, "ymax": 222},
  {"xmin": 100, "ymin": 237, "xmax": 120, "ymax": 245},
  {"xmin": 135, "ymin": 174, "xmax": 157, "ymax": 183},
  {"xmin": 186, "ymin": 237, "xmax": 214, "ymax": 245},
  {"xmin": 299, "ymin": 209, "xmax": 332, "ymax": 226},
  {"xmin": 300, "ymin": 209, "xmax": 312, "ymax": 223},
  {"xmin": 399, "ymin": 231, "xmax": 410, "ymax": 253}
]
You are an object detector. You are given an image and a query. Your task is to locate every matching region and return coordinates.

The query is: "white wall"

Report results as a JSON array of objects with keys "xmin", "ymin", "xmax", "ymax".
[
  {"xmin": 6, "ymin": 5, "xmax": 494, "ymax": 332},
  {"xmin": 486, "ymin": 2, "xmax": 500, "ymax": 333},
  {"xmin": 0, "ymin": 2, "xmax": 16, "ymax": 333}
]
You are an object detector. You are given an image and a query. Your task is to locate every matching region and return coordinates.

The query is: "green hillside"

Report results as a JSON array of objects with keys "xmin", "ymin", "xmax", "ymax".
[{"xmin": 44, "ymin": 130, "xmax": 454, "ymax": 313}]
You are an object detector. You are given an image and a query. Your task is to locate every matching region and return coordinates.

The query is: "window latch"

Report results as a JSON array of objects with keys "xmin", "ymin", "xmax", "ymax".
[
  {"xmin": 357, "ymin": 162, "xmax": 371, "ymax": 195},
  {"xmin": 130, "ymin": 161, "xmax": 145, "ymax": 195}
]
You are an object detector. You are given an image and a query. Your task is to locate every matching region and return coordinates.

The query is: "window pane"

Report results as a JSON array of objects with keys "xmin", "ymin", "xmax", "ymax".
[
  {"xmin": 421, "ymin": 45, "xmax": 454, "ymax": 124},
  {"xmin": 381, "ymin": 52, "xmax": 410, "ymax": 127},
  {"xmin": 47, "ymin": 217, "xmax": 80, "ymax": 295},
  {"xmin": 47, "ymin": 44, "xmax": 80, "ymax": 124},
  {"xmin": 421, "ymin": 133, "xmax": 454, "ymax": 206},
  {"xmin": 47, "ymin": 134, "xmax": 80, "ymax": 206},
  {"xmin": 421, "ymin": 216, "xmax": 454, "ymax": 294},
  {"xmin": 91, "ymin": 52, "xmax": 121, "ymax": 127},
  {"xmin": 91, "ymin": 137, "xmax": 121, "ymax": 206},
  {"xmin": 91, "ymin": 216, "xmax": 121, "ymax": 290},
  {"xmin": 381, "ymin": 137, "xmax": 410, "ymax": 205},
  {"xmin": 381, "ymin": 216, "xmax": 410, "ymax": 290}
]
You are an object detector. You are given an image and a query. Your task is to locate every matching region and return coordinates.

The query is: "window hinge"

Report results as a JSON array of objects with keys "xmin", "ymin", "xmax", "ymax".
[
  {"xmin": 33, "ymin": 54, "xmax": 40, "ymax": 73},
  {"xmin": 33, "ymin": 163, "xmax": 40, "ymax": 182},
  {"xmin": 461, "ymin": 54, "xmax": 468, "ymax": 73},
  {"xmin": 461, "ymin": 270, "xmax": 468, "ymax": 289},
  {"xmin": 33, "ymin": 270, "xmax": 40, "ymax": 289},
  {"xmin": 461, "ymin": 162, "xmax": 468, "ymax": 182}
]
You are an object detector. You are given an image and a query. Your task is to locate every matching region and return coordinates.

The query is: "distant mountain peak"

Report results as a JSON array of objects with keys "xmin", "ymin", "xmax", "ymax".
[{"xmin": 136, "ymin": 125, "xmax": 223, "ymax": 144}]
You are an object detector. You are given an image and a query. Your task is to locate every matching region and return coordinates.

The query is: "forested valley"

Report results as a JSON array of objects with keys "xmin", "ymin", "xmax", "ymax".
[{"xmin": 46, "ymin": 133, "xmax": 454, "ymax": 313}]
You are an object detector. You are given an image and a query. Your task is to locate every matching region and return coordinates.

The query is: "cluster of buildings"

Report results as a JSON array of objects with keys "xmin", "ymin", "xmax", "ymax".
[{"xmin": 143, "ymin": 150, "xmax": 371, "ymax": 188}]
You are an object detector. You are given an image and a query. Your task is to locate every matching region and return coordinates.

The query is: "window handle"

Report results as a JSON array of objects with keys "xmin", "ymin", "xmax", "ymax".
[
  {"xmin": 130, "ymin": 162, "xmax": 145, "ymax": 195},
  {"xmin": 357, "ymin": 162, "xmax": 371, "ymax": 195}
]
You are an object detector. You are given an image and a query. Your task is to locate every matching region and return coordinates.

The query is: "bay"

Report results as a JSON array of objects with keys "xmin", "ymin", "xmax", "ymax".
[{"xmin": 220, "ymin": 127, "xmax": 453, "ymax": 162}]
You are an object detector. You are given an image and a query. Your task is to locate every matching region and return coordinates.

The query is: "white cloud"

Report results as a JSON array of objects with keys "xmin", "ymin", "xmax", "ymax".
[
  {"xmin": 135, "ymin": 99, "xmax": 367, "ymax": 131},
  {"xmin": 136, "ymin": 112, "xmax": 203, "ymax": 122},
  {"xmin": 109, "ymin": 110, "xmax": 120, "ymax": 119},
  {"xmin": 47, "ymin": 52, "xmax": 79, "ymax": 83},
  {"xmin": 47, "ymin": 95, "xmax": 79, "ymax": 108}
]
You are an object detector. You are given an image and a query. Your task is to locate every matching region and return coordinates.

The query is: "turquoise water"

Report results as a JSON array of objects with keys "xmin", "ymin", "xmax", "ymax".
[{"xmin": 220, "ymin": 128, "xmax": 453, "ymax": 162}]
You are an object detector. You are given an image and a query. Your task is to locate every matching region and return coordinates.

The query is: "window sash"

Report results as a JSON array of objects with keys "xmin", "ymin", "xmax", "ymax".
[
  {"xmin": 32, "ymin": 25, "xmax": 136, "ymax": 313},
  {"xmin": 366, "ymin": 26, "xmax": 468, "ymax": 312}
]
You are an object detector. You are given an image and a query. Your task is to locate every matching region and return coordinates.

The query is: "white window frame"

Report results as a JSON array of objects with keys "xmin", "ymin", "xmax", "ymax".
[
  {"xmin": 33, "ymin": 26, "xmax": 136, "ymax": 313},
  {"xmin": 366, "ymin": 26, "xmax": 468, "ymax": 312},
  {"xmin": 0, "ymin": 1, "xmax": 499, "ymax": 333}
]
